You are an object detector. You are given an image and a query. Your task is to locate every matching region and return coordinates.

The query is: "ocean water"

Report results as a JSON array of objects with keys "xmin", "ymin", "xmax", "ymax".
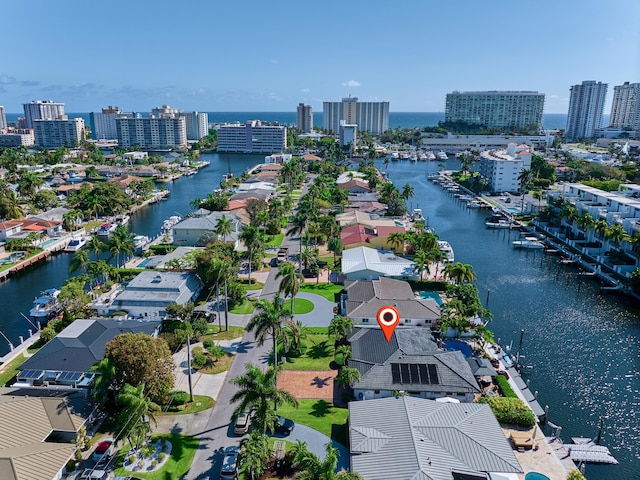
[{"xmin": 5, "ymin": 111, "xmax": 572, "ymax": 131}]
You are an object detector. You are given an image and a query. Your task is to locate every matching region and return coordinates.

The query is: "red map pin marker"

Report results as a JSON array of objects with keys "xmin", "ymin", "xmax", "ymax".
[{"xmin": 377, "ymin": 306, "xmax": 400, "ymax": 342}]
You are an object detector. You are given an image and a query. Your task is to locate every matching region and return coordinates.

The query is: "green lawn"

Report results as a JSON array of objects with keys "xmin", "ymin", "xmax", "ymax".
[
  {"xmin": 0, "ymin": 354, "xmax": 25, "ymax": 386},
  {"xmin": 240, "ymin": 278, "xmax": 264, "ymax": 291},
  {"xmin": 281, "ymin": 333, "xmax": 335, "ymax": 371},
  {"xmin": 275, "ymin": 399, "xmax": 349, "ymax": 446},
  {"xmin": 299, "ymin": 283, "xmax": 343, "ymax": 302},
  {"xmin": 282, "ymin": 298, "xmax": 314, "ymax": 315},
  {"xmin": 161, "ymin": 394, "xmax": 215, "ymax": 415},
  {"xmin": 205, "ymin": 325, "xmax": 245, "ymax": 340},
  {"xmin": 265, "ymin": 234, "xmax": 284, "ymax": 248},
  {"xmin": 229, "ymin": 298, "xmax": 256, "ymax": 315},
  {"xmin": 112, "ymin": 433, "xmax": 199, "ymax": 480}
]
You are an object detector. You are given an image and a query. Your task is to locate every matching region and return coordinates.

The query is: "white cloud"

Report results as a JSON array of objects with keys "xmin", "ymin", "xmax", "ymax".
[
  {"xmin": 301, "ymin": 88, "xmax": 310, "ymax": 93},
  {"xmin": 0, "ymin": 74, "xmax": 16, "ymax": 84},
  {"xmin": 342, "ymin": 80, "xmax": 361, "ymax": 87}
]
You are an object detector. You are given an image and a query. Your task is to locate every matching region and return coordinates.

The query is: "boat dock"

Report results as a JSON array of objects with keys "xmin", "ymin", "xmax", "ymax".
[{"xmin": 565, "ymin": 438, "xmax": 618, "ymax": 464}]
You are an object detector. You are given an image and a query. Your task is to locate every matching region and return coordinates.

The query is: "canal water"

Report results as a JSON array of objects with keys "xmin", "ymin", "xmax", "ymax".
[
  {"xmin": 0, "ymin": 153, "xmax": 638, "ymax": 478},
  {"xmin": 380, "ymin": 159, "xmax": 640, "ymax": 480}
]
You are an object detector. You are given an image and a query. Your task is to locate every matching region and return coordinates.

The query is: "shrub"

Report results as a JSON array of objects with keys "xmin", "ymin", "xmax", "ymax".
[
  {"xmin": 158, "ymin": 452, "xmax": 166, "ymax": 461},
  {"xmin": 66, "ymin": 459, "xmax": 77, "ymax": 472},
  {"xmin": 162, "ymin": 444, "xmax": 168, "ymax": 452},
  {"xmin": 141, "ymin": 445, "xmax": 155, "ymax": 458},
  {"xmin": 74, "ymin": 449, "xmax": 83, "ymax": 461},
  {"xmin": 129, "ymin": 455, "xmax": 136, "ymax": 464},
  {"xmin": 496, "ymin": 374, "xmax": 517, "ymax": 398},
  {"xmin": 151, "ymin": 459, "xmax": 158, "ymax": 467},
  {"xmin": 477, "ymin": 397, "xmax": 536, "ymax": 427},
  {"xmin": 203, "ymin": 339, "xmax": 214, "ymax": 350},
  {"xmin": 171, "ymin": 390, "xmax": 190, "ymax": 406},
  {"xmin": 191, "ymin": 346, "xmax": 207, "ymax": 368}
]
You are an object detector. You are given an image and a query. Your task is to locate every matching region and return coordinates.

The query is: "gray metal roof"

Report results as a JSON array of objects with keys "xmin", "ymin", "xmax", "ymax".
[
  {"xmin": 348, "ymin": 328, "xmax": 479, "ymax": 395},
  {"xmin": 113, "ymin": 271, "xmax": 202, "ymax": 307},
  {"xmin": 349, "ymin": 396, "xmax": 522, "ymax": 480},
  {"xmin": 20, "ymin": 318, "xmax": 161, "ymax": 373}
]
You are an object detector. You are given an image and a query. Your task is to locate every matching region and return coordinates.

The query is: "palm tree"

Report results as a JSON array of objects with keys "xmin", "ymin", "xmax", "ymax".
[
  {"xmin": 288, "ymin": 212, "xmax": 308, "ymax": 274},
  {"xmin": 518, "ymin": 168, "xmax": 533, "ymax": 194},
  {"xmin": 429, "ymin": 248, "xmax": 447, "ymax": 280},
  {"xmin": 577, "ymin": 212, "xmax": 595, "ymax": 240},
  {"xmin": 240, "ymin": 431, "xmax": 270, "ymax": 480},
  {"xmin": 387, "ymin": 231, "xmax": 405, "ymax": 254},
  {"xmin": 413, "ymin": 250, "xmax": 430, "ymax": 281},
  {"xmin": 215, "ymin": 214, "xmax": 233, "ymax": 243},
  {"xmin": 230, "ymin": 364, "xmax": 298, "ymax": 432},
  {"xmin": 115, "ymin": 383, "xmax": 159, "ymax": 449},
  {"xmin": 443, "ymin": 262, "xmax": 476, "ymax": 284},
  {"xmin": 532, "ymin": 190, "xmax": 545, "ymax": 211},
  {"xmin": 293, "ymin": 441, "xmax": 339, "ymax": 480},
  {"xmin": 276, "ymin": 261, "xmax": 302, "ymax": 315},
  {"xmin": 605, "ymin": 223, "xmax": 630, "ymax": 252},
  {"xmin": 247, "ymin": 298, "xmax": 291, "ymax": 369},
  {"xmin": 328, "ymin": 316, "xmax": 353, "ymax": 346},
  {"xmin": 327, "ymin": 237, "xmax": 343, "ymax": 267},
  {"xmin": 62, "ymin": 209, "xmax": 83, "ymax": 232},
  {"xmin": 335, "ymin": 366, "xmax": 361, "ymax": 389},
  {"xmin": 402, "ymin": 183, "xmax": 414, "ymax": 201},
  {"xmin": 300, "ymin": 246, "xmax": 319, "ymax": 272},
  {"xmin": 108, "ymin": 226, "xmax": 135, "ymax": 267},
  {"xmin": 240, "ymin": 225, "xmax": 264, "ymax": 286},
  {"xmin": 335, "ymin": 344, "xmax": 351, "ymax": 366},
  {"xmin": 69, "ymin": 249, "xmax": 90, "ymax": 274},
  {"xmin": 87, "ymin": 234, "xmax": 105, "ymax": 260},
  {"xmin": 281, "ymin": 319, "xmax": 309, "ymax": 355}
]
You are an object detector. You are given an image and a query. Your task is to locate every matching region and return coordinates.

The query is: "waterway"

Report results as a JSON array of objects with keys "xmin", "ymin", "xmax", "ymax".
[
  {"xmin": 0, "ymin": 153, "xmax": 638, "ymax": 478},
  {"xmin": 380, "ymin": 159, "xmax": 640, "ymax": 480}
]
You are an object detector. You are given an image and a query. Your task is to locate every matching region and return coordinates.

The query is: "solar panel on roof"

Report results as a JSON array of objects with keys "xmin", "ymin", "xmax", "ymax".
[
  {"xmin": 57, "ymin": 371, "xmax": 83, "ymax": 382},
  {"xmin": 409, "ymin": 364, "xmax": 420, "ymax": 384},
  {"xmin": 399, "ymin": 364, "xmax": 410, "ymax": 384},
  {"xmin": 418, "ymin": 364, "xmax": 429, "ymax": 384},
  {"xmin": 19, "ymin": 369, "xmax": 43, "ymax": 380},
  {"xmin": 428, "ymin": 364, "xmax": 439, "ymax": 385},
  {"xmin": 391, "ymin": 363, "xmax": 401, "ymax": 384}
]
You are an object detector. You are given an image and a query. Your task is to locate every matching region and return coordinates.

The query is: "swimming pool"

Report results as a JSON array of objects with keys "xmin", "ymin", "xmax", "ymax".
[
  {"xmin": 40, "ymin": 238, "xmax": 60, "ymax": 248},
  {"xmin": 507, "ymin": 207, "xmax": 521, "ymax": 214},
  {"xmin": 418, "ymin": 291, "xmax": 443, "ymax": 306},
  {"xmin": 444, "ymin": 339, "xmax": 473, "ymax": 358},
  {"xmin": 525, "ymin": 473, "xmax": 550, "ymax": 480},
  {"xmin": 138, "ymin": 258, "xmax": 153, "ymax": 267}
]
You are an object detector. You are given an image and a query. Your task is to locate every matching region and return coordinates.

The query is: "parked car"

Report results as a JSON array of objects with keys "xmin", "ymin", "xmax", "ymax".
[
  {"xmin": 78, "ymin": 469, "xmax": 108, "ymax": 480},
  {"xmin": 233, "ymin": 412, "xmax": 250, "ymax": 435},
  {"xmin": 273, "ymin": 416, "xmax": 295, "ymax": 436},
  {"xmin": 219, "ymin": 446, "xmax": 239, "ymax": 479},
  {"xmin": 91, "ymin": 437, "xmax": 114, "ymax": 463}
]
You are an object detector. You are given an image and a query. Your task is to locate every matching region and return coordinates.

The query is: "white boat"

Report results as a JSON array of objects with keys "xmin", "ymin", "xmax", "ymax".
[
  {"xmin": 418, "ymin": 152, "xmax": 428, "ymax": 161},
  {"xmin": 96, "ymin": 223, "xmax": 116, "ymax": 237},
  {"xmin": 390, "ymin": 152, "xmax": 399, "ymax": 161},
  {"xmin": 411, "ymin": 208, "xmax": 424, "ymax": 222},
  {"xmin": 409, "ymin": 153, "xmax": 418, "ymax": 162},
  {"xmin": 64, "ymin": 236, "xmax": 89, "ymax": 252},
  {"xmin": 437, "ymin": 151, "xmax": 448, "ymax": 160},
  {"xmin": 467, "ymin": 200, "xmax": 483, "ymax": 209},
  {"xmin": 437, "ymin": 240, "xmax": 455, "ymax": 262},
  {"xmin": 426, "ymin": 152, "xmax": 437, "ymax": 161},
  {"xmin": 30, "ymin": 288, "xmax": 62, "ymax": 319},
  {"xmin": 162, "ymin": 215, "xmax": 182, "ymax": 232},
  {"xmin": 513, "ymin": 236, "xmax": 545, "ymax": 249},
  {"xmin": 485, "ymin": 220, "xmax": 511, "ymax": 229},
  {"xmin": 133, "ymin": 235, "xmax": 150, "ymax": 253},
  {"xmin": 114, "ymin": 214, "xmax": 130, "ymax": 226},
  {"xmin": 399, "ymin": 152, "xmax": 410, "ymax": 160}
]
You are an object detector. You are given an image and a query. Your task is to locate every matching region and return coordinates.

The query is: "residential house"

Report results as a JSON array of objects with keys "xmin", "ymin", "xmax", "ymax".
[
  {"xmin": 348, "ymin": 327, "xmax": 480, "ymax": 402},
  {"xmin": 336, "ymin": 210, "xmax": 398, "ymax": 229},
  {"xmin": 0, "ymin": 387, "xmax": 93, "ymax": 480},
  {"xmin": 339, "ymin": 179, "xmax": 371, "ymax": 194},
  {"xmin": 96, "ymin": 271, "xmax": 202, "ymax": 318},
  {"xmin": 341, "ymin": 246, "xmax": 419, "ymax": 281},
  {"xmin": 349, "ymin": 396, "xmax": 522, "ymax": 480},
  {"xmin": 17, "ymin": 318, "xmax": 160, "ymax": 389},
  {"xmin": 172, "ymin": 211, "xmax": 243, "ymax": 247},
  {"xmin": 340, "ymin": 225, "xmax": 406, "ymax": 251},
  {"xmin": 342, "ymin": 277, "xmax": 440, "ymax": 327}
]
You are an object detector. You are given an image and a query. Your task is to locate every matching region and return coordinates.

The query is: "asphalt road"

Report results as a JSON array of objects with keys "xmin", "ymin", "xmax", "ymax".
[{"xmin": 184, "ymin": 177, "xmax": 317, "ymax": 479}]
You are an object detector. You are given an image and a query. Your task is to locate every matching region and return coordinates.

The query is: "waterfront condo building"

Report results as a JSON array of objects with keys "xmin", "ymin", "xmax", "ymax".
[
  {"xmin": 565, "ymin": 80, "xmax": 608, "ymax": 141},
  {"xmin": 33, "ymin": 118, "xmax": 85, "ymax": 148},
  {"xmin": 181, "ymin": 111, "xmax": 209, "ymax": 141},
  {"xmin": 339, "ymin": 120, "xmax": 357, "ymax": 147},
  {"xmin": 23, "ymin": 100, "xmax": 65, "ymax": 129},
  {"xmin": 445, "ymin": 91, "xmax": 545, "ymax": 132},
  {"xmin": 476, "ymin": 142, "xmax": 532, "ymax": 193},
  {"xmin": 608, "ymin": 81, "xmax": 640, "ymax": 135},
  {"xmin": 296, "ymin": 103, "xmax": 313, "ymax": 133},
  {"xmin": 0, "ymin": 106, "xmax": 6, "ymax": 130},
  {"xmin": 323, "ymin": 96, "xmax": 389, "ymax": 135},
  {"xmin": 90, "ymin": 106, "xmax": 142, "ymax": 140},
  {"xmin": 217, "ymin": 120, "xmax": 287, "ymax": 153},
  {"xmin": 116, "ymin": 116, "xmax": 187, "ymax": 149}
]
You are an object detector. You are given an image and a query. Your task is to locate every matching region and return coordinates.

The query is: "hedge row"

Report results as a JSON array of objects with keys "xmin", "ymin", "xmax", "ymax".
[
  {"xmin": 477, "ymin": 397, "xmax": 536, "ymax": 428},
  {"xmin": 496, "ymin": 374, "xmax": 517, "ymax": 398}
]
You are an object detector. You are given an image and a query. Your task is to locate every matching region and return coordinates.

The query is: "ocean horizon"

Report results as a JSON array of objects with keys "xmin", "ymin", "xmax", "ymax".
[{"xmin": 5, "ymin": 111, "xmax": 580, "ymax": 131}]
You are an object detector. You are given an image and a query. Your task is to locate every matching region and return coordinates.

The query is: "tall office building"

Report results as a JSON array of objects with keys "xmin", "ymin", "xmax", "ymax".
[
  {"xmin": 609, "ymin": 82, "xmax": 640, "ymax": 130},
  {"xmin": 0, "ymin": 106, "xmax": 6, "ymax": 130},
  {"xmin": 23, "ymin": 100, "xmax": 65, "ymax": 128},
  {"xmin": 116, "ymin": 117, "xmax": 187, "ymax": 149},
  {"xmin": 322, "ymin": 97, "xmax": 389, "ymax": 135},
  {"xmin": 217, "ymin": 120, "xmax": 287, "ymax": 153},
  {"xmin": 445, "ymin": 91, "xmax": 545, "ymax": 132},
  {"xmin": 33, "ymin": 118, "xmax": 85, "ymax": 148},
  {"xmin": 565, "ymin": 81, "xmax": 608, "ymax": 141},
  {"xmin": 296, "ymin": 103, "xmax": 313, "ymax": 133}
]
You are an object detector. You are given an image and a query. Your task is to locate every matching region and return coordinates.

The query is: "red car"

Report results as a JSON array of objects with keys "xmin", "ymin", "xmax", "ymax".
[{"xmin": 92, "ymin": 437, "xmax": 114, "ymax": 463}]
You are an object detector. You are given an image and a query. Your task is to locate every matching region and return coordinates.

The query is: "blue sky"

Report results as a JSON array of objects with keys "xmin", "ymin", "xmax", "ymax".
[{"xmin": 1, "ymin": 0, "xmax": 639, "ymax": 113}]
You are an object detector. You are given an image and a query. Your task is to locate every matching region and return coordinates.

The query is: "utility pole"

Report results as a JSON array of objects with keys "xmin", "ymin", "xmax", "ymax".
[{"xmin": 186, "ymin": 335, "xmax": 194, "ymax": 402}]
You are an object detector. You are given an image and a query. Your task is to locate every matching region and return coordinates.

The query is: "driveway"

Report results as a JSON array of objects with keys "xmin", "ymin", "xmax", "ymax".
[
  {"xmin": 276, "ymin": 424, "xmax": 349, "ymax": 472},
  {"xmin": 294, "ymin": 292, "xmax": 336, "ymax": 327}
]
